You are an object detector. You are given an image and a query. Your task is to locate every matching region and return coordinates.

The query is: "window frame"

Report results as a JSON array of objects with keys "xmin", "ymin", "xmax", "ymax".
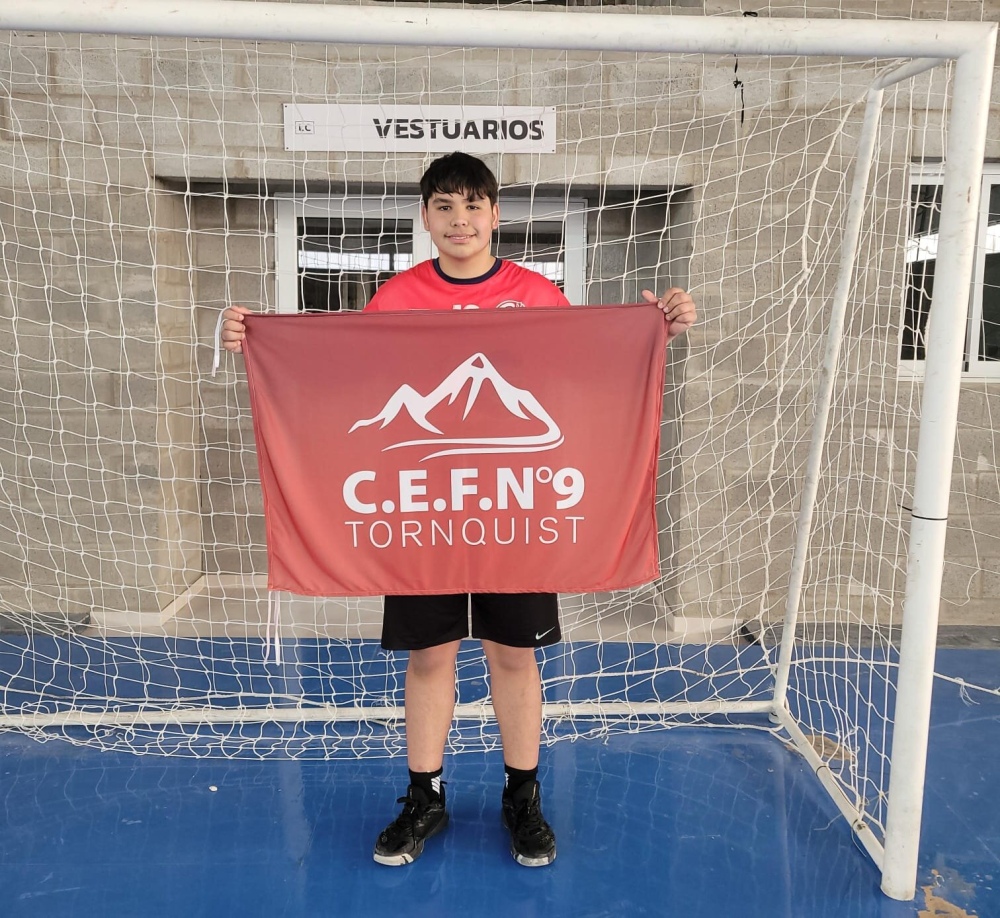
[
  {"xmin": 274, "ymin": 194, "xmax": 587, "ymax": 314},
  {"xmin": 901, "ymin": 164, "xmax": 1000, "ymax": 381}
]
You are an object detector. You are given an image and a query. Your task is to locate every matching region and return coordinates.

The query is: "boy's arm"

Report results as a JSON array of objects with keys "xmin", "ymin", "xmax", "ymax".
[
  {"xmin": 220, "ymin": 305, "xmax": 252, "ymax": 353},
  {"xmin": 221, "ymin": 284, "xmax": 383, "ymax": 353},
  {"xmin": 641, "ymin": 288, "xmax": 697, "ymax": 343}
]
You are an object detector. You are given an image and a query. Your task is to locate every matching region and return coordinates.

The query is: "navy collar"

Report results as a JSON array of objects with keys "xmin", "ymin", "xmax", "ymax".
[{"xmin": 432, "ymin": 257, "xmax": 503, "ymax": 286}]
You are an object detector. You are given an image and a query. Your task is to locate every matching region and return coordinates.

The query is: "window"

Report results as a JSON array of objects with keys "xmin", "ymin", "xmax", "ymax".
[
  {"xmin": 903, "ymin": 167, "xmax": 1000, "ymax": 378},
  {"xmin": 297, "ymin": 217, "xmax": 413, "ymax": 312},
  {"xmin": 495, "ymin": 220, "xmax": 565, "ymax": 284},
  {"xmin": 275, "ymin": 196, "xmax": 586, "ymax": 313}
]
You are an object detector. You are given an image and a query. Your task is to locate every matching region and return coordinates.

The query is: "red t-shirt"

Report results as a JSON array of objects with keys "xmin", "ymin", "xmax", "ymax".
[{"xmin": 364, "ymin": 258, "xmax": 571, "ymax": 312}]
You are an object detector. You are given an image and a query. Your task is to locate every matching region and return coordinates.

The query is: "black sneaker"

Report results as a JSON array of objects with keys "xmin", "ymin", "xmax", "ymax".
[
  {"xmin": 501, "ymin": 780, "xmax": 557, "ymax": 867},
  {"xmin": 372, "ymin": 784, "xmax": 449, "ymax": 866}
]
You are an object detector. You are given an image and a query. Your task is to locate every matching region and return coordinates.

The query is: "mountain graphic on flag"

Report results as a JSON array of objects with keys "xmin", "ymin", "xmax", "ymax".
[{"xmin": 349, "ymin": 352, "xmax": 564, "ymax": 460}]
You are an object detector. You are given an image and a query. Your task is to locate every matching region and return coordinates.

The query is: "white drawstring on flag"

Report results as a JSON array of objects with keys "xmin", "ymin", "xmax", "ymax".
[
  {"xmin": 266, "ymin": 591, "xmax": 282, "ymax": 665},
  {"xmin": 211, "ymin": 308, "xmax": 227, "ymax": 377}
]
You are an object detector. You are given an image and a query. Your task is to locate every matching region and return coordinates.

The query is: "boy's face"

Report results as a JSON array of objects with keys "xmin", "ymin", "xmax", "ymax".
[{"xmin": 421, "ymin": 190, "xmax": 499, "ymax": 277}]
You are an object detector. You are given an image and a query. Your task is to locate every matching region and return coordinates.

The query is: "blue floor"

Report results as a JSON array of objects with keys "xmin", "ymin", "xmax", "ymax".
[{"xmin": 0, "ymin": 649, "xmax": 997, "ymax": 918}]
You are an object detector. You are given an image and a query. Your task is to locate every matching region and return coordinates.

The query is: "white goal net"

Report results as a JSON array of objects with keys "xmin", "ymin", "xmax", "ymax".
[{"xmin": 0, "ymin": 2, "xmax": 996, "ymax": 900}]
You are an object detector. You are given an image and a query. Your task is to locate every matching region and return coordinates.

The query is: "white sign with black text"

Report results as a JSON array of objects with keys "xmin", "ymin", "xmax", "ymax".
[{"xmin": 283, "ymin": 104, "xmax": 556, "ymax": 153}]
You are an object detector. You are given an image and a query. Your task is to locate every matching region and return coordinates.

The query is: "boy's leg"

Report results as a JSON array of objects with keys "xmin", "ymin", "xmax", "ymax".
[
  {"xmin": 482, "ymin": 637, "xmax": 557, "ymax": 867},
  {"xmin": 405, "ymin": 640, "xmax": 462, "ymax": 771},
  {"xmin": 376, "ymin": 593, "xmax": 468, "ymax": 867},
  {"xmin": 480, "ymin": 640, "xmax": 541, "ymax": 769},
  {"xmin": 373, "ymin": 640, "xmax": 460, "ymax": 866}
]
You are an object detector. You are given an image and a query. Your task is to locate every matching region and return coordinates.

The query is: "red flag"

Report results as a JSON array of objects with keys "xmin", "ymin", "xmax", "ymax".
[{"xmin": 242, "ymin": 305, "xmax": 666, "ymax": 596}]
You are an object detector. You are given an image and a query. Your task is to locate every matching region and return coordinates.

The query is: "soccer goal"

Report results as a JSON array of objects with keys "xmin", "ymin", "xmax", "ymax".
[{"xmin": 0, "ymin": 0, "xmax": 996, "ymax": 901}]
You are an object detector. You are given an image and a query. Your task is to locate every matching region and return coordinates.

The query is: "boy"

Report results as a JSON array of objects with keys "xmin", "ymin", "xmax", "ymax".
[{"xmin": 220, "ymin": 152, "xmax": 697, "ymax": 868}]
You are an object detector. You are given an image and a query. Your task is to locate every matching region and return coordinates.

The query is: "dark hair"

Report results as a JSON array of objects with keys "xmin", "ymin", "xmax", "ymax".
[{"xmin": 419, "ymin": 152, "xmax": 498, "ymax": 207}]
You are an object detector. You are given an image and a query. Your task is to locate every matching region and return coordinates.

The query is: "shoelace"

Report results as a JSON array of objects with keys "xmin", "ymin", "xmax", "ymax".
[
  {"xmin": 395, "ymin": 794, "xmax": 433, "ymax": 822},
  {"xmin": 379, "ymin": 797, "xmax": 421, "ymax": 845},
  {"xmin": 512, "ymin": 798, "xmax": 550, "ymax": 840},
  {"xmin": 384, "ymin": 783, "xmax": 446, "ymax": 835},
  {"xmin": 385, "ymin": 792, "xmax": 437, "ymax": 837},
  {"xmin": 395, "ymin": 794, "xmax": 420, "ymax": 818}
]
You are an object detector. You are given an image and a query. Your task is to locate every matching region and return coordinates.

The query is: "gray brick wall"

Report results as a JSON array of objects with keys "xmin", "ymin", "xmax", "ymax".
[{"xmin": 0, "ymin": 4, "xmax": 997, "ymax": 632}]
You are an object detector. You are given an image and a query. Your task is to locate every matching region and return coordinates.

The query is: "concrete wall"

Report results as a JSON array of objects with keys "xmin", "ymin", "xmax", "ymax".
[{"xmin": 0, "ymin": 1, "xmax": 997, "ymax": 633}]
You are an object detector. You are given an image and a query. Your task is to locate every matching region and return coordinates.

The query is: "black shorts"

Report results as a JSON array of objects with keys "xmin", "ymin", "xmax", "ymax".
[{"xmin": 381, "ymin": 593, "xmax": 561, "ymax": 651}]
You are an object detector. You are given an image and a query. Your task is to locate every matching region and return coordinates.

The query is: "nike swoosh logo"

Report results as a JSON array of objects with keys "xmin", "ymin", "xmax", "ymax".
[{"xmin": 535, "ymin": 627, "xmax": 555, "ymax": 641}]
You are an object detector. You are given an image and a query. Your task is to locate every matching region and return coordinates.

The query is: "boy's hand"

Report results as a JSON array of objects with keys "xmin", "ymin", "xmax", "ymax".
[
  {"xmin": 642, "ymin": 288, "xmax": 697, "ymax": 343},
  {"xmin": 221, "ymin": 306, "xmax": 252, "ymax": 353}
]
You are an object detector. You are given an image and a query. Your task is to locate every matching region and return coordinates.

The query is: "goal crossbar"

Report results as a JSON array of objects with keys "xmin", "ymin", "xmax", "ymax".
[{"xmin": 0, "ymin": 0, "xmax": 993, "ymax": 59}]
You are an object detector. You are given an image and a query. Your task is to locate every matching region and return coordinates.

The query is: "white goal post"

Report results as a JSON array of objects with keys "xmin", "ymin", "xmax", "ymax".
[{"xmin": 0, "ymin": 0, "xmax": 996, "ymax": 901}]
